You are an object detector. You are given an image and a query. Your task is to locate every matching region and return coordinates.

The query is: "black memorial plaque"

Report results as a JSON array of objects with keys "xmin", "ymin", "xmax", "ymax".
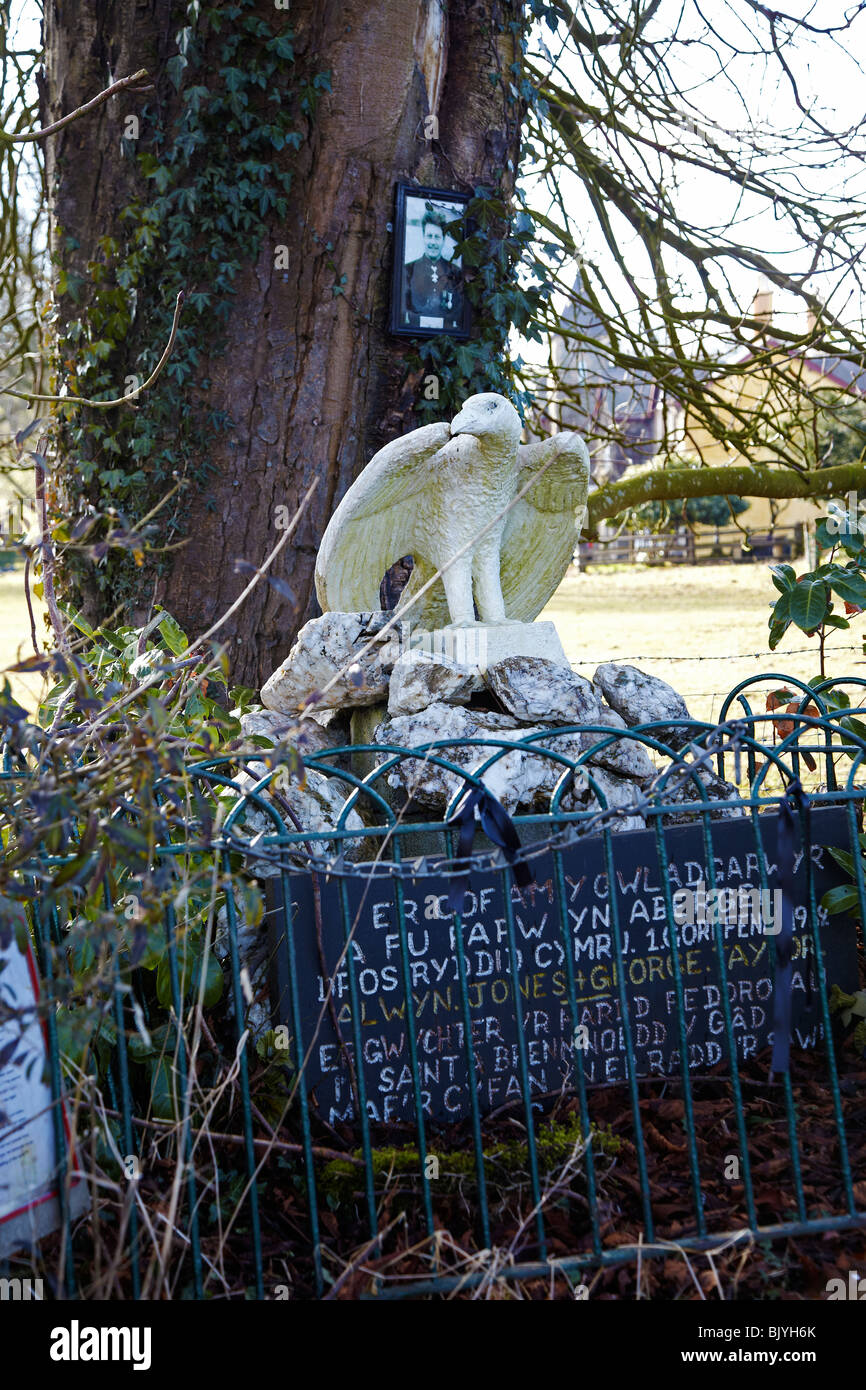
[{"xmin": 267, "ymin": 808, "xmax": 860, "ymax": 1125}]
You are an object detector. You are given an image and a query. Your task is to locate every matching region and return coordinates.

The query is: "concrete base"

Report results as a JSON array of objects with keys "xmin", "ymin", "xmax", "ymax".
[
  {"xmin": 349, "ymin": 702, "xmax": 388, "ymax": 783},
  {"xmin": 384, "ymin": 619, "xmax": 568, "ymax": 675}
]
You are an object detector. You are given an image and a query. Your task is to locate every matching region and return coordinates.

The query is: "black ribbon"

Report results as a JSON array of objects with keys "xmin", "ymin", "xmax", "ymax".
[
  {"xmin": 771, "ymin": 778, "xmax": 811, "ymax": 1076},
  {"xmin": 447, "ymin": 785, "xmax": 533, "ymax": 918}
]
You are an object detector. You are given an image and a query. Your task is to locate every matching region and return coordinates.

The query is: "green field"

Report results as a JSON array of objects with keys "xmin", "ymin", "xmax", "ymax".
[
  {"xmin": 0, "ymin": 567, "xmax": 47, "ymax": 712},
  {"xmin": 544, "ymin": 560, "xmax": 863, "ymax": 726}
]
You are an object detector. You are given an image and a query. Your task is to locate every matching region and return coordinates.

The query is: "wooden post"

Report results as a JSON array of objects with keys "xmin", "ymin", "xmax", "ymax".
[{"xmin": 804, "ymin": 520, "xmax": 817, "ymax": 570}]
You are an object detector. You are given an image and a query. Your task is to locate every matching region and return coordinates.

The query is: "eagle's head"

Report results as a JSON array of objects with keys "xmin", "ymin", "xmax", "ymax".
[{"xmin": 450, "ymin": 392, "xmax": 521, "ymax": 448}]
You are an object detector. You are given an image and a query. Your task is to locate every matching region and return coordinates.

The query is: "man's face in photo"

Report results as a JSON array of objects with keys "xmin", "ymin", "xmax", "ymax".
[{"xmin": 422, "ymin": 221, "xmax": 444, "ymax": 260}]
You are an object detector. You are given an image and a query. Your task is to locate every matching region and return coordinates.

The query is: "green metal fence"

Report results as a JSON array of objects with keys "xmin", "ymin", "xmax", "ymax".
[{"xmin": 2, "ymin": 672, "xmax": 865, "ymax": 1299}]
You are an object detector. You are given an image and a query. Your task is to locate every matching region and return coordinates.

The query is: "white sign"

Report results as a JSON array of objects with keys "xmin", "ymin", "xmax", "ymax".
[{"xmin": 0, "ymin": 927, "xmax": 85, "ymax": 1253}]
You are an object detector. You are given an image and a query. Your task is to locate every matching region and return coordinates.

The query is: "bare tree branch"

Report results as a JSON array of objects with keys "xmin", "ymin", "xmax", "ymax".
[
  {"xmin": 586, "ymin": 460, "xmax": 866, "ymax": 536},
  {"xmin": 4, "ymin": 290, "xmax": 185, "ymax": 408},
  {"xmin": 0, "ymin": 68, "xmax": 151, "ymax": 144}
]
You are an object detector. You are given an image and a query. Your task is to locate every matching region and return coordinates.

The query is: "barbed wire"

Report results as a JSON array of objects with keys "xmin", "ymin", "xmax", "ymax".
[{"xmin": 569, "ymin": 644, "xmax": 865, "ymax": 665}]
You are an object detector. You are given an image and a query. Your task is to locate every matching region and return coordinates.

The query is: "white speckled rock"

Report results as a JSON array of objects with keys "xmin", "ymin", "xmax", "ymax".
[
  {"xmin": 387, "ymin": 651, "xmax": 481, "ymax": 716},
  {"xmin": 240, "ymin": 707, "xmax": 346, "ymax": 757},
  {"xmin": 482, "ymin": 659, "xmax": 654, "ymax": 782},
  {"xmin": 581, "ymin": 706, "xmax": 656, "ymax": 782},
  {"xmin": 485, "ymin": 656, "xmax": 600, "ymax": 723},
  {"xmin": 653, "ymin": 765, "xmax": 743, "ymax": 825},
  {"xmin": 373, "ymin": 702, "xmax": 583, "ymax": 812},
  {"xmin": 261, "ymin": 612, "xmax": 397, "ymax": 713},
  {"xmin": 223, "ymin": 766, "xmax": 363, "ymax": 876},
  {"xmin": 593, "ymin": 663, "xmax": 691, "ymax": 748},
  {"xmin": 565, "ymin": 765, "xmax": 646, "ymax": 834}
]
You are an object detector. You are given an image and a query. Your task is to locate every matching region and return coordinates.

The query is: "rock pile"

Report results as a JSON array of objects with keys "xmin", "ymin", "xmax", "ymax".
[
  {"xmin": 223, "ymin": 616, "xmax": 742, "ymax": 1038},
  {"xmin": 243, "ymin": 613, "xmax": 741, "ymax": 834}
]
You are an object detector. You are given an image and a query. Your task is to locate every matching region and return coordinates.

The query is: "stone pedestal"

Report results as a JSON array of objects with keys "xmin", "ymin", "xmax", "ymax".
[{"xmin": 260, "ymin": 613, "xmax": 572, "ymax": 721}]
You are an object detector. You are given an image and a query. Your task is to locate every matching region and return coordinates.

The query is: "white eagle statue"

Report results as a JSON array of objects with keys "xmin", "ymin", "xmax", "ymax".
[{"xmin": 314, "ymin": 393, "xmax": 590, "ymax": 629}]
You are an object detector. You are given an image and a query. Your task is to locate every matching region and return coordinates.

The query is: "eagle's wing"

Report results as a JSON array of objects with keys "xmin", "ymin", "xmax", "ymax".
[
  {"xmin": 499, "ymin": 431, "xmax": 590, "ymax": 621},
  {"xmin": 315, "ymin": 421, "xmax": 451, "ymax": 613}
]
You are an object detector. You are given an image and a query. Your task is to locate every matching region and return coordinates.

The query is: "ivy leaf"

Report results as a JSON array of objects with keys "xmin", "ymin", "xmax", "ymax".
[
  {"xmin": 165, "ymin": 54, "xmax": 188, "ymax": 91},
  {"xmin": 223, "ymin": 66, "xmax": 247, "ymax": 93},
  {"xmin": 268, "ymin": 34, "xmax": 295, "ymax": 60}
]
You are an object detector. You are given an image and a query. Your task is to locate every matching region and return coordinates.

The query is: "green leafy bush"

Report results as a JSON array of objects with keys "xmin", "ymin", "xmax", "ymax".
[
  {"xmin": 0, "ymin": 605, "xmax": 285, "ymax": 1118},
  {"xmin": 768, "ymin": 499, "xmax": 866, "ymax": 676}
]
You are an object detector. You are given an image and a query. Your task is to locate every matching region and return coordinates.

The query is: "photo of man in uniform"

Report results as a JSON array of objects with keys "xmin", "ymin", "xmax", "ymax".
[{"xmin": 402, "ymin": 201, "xmax": 464, "ymax": 331}]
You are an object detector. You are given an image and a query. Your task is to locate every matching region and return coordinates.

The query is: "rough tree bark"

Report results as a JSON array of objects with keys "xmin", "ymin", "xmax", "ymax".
[{"xmin": 41, "ymin": 0, "xmax": 522, "ymax": 686}]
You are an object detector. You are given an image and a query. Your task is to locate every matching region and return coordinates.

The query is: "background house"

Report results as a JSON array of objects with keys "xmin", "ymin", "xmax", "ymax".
[
  {"xmin": 551, "ymin": 276, "xmax": 865, "ymax": 546},
  {"xmin": 550, "ymin": 276, "xmax": 671, "ymax": 485}
]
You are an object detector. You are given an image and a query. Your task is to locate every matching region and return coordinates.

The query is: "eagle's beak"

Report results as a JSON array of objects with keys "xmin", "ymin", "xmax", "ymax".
[{"xmin": 450, "ymin": 408, "xmax": 471, "ymax": 436}]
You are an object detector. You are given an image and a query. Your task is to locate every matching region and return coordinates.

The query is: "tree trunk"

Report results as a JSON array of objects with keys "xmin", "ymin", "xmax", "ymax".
[{"xmin": 42, "ymin": 0, "xmax": 522, "ymax": 687}]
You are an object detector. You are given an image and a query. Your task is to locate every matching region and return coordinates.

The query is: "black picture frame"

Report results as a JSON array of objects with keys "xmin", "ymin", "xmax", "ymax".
[{"xmin": 389, "ymin": 183, "xmax": 471, "ymax": 340}]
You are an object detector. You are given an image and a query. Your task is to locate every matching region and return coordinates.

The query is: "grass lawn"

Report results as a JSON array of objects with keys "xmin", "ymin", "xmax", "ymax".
[
  {"xmin": 542, "ymin": 559, "xmax": 865, "ymax": 726},
  {"xmin": 0, "ymin": 567, "xmax": 48, "ymax": 712}
]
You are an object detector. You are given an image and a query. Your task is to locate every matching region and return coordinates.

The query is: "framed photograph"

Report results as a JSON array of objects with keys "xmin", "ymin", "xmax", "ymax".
[{"xmin": 389, "ymin": 183, "xmax": 471, "ymax": 340}]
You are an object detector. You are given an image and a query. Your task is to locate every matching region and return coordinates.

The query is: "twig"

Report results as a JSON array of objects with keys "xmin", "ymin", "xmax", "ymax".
[
  {"xmin": 34, "ymin": 434, "xmax": 70, "ymax": 656},
  {"xmin": 22, "ymin": 550, "xmax": 38, "ymax": 654},
  {"xmin": 323, "ymin": 1215, "xmax": 406, "ymax": 1300},
  {"xmin": 6, "ymin": 291, "xmax": 185, "ymax": 409},
  {"xmin": 98, "ymin": 1106, "xmax": 362, "ymax": 1167},
  {"xmin": 0, "ymin": 69, "xmax": 151, "ymax": 144},
  {"xmin": 198, "ymin": 1014, "xmax": 282, "ymax": 1144},
  {"xmin": 48, "ymin": 683, "xmax": 77, "ymax": 736}
]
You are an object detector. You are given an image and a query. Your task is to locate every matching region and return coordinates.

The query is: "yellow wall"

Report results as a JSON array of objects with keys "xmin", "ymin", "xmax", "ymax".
[{"xmin": 680, "ymin": 351, "xmax": 854, "ymax": 533}]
